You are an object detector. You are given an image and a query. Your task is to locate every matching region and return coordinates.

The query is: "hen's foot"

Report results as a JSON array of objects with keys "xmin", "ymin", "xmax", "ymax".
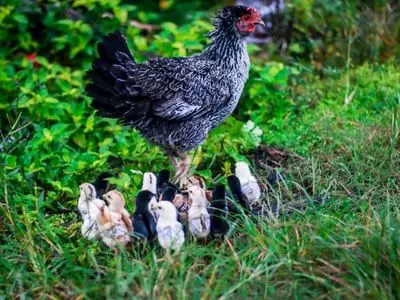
[{"xmin": 173, "ymin": 155, "xmax": 191, "ymax": 189}]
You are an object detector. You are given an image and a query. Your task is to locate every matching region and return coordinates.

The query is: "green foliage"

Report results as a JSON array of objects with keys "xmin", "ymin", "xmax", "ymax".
[
  {"xmin": 285, "ymin": 0, "xmax": 400, "ymax": 67},
  {"xmin": 0, "ymin": 1, "xmax": 399, "ymax": 298}
]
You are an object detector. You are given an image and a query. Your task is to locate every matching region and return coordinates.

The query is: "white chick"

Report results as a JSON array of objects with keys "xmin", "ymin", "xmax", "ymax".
[
  {"xmin": 188, "ymin": 186, "xmax": 210, "ymax": 239},
  {"xmin": 101, "ymin": 190, "xmax": 133, "ymax": 248},
  {"xmin": 235, "ymin": 162, "xmax": 261, "ymax": 206},
  {"xmin": 152, "ymin": 201, "xmax": 184, "ymax": 252},
  {"xmin": 78, "ymin": 183, "xmax": 107, "ymax": 240},
  {"xmin": 142, "ymin": 172, "xmax": 157, "ymax": 194},
  {"xmin": 141, "ymin": 172, "xmax": 158, "ymax": 220}
]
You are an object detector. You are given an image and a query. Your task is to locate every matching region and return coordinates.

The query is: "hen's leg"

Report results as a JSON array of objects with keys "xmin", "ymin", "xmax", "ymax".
[
  {"xmin": 168, "ymin": 154, "xmax": 185, "ymax": 187},
  {"xmin": 173, "ymin": 152, "xmax": 191, "ymax": 188},
  {"xmin": 168, "ymin": 154, "xmax": 180, "ymax": 171}
]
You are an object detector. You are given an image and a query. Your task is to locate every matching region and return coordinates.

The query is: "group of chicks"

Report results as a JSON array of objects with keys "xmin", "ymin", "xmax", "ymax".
[{"xmin": 77, "ymin": 162, "xmax": 261, "ymax": 253}]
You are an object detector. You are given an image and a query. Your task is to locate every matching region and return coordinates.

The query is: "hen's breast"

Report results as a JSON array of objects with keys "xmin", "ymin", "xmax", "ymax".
[{"xmin": 207, "ymin": 65, "xmax": 249, "ymax": 129}]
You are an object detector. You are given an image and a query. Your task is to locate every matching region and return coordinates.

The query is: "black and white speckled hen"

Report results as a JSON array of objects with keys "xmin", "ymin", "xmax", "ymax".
[{"xmin": 86, "ymin": 6, "xmax": 264, "ymax": 182}]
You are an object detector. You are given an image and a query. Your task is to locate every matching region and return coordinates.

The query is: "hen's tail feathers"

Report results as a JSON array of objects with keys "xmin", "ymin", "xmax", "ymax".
[{"xmin": 86, "ymin": 31, "xmax": 139, "ymax": 121}]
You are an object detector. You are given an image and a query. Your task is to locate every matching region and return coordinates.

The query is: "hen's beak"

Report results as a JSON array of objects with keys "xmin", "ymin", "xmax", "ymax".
[{"xmin": 256, "ymin": 19, "xmax": 265, "ymax": 27}]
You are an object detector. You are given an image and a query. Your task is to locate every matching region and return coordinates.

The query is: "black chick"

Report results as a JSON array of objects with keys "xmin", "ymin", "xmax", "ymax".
[
  {"xmin": 209, "ymin": 184, "xmax": 229, "ymax": 238},
  {"xmin": 227, "ymin": 175, "xmax": 249, "ymax": 210},
  {"xmin": 160, "ymin": 186, "xmax": 177, "ymax": 202},
  {"xmin": 131, "ymin": 190, "xmax": 157, "ymax": 241},
  {"xmin": 157, "ymin": 169, "xmax": 180, "ymax": 197},
  {"xmin": 92, "ymin": 172, "xmax": 113, "ymax": 199}
]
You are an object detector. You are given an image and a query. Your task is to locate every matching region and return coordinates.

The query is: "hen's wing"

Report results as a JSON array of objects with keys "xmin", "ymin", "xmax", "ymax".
[
  {"xmin": 87, "ymin": 32, "xmax": 229, "ymax": 122},
  {"xmin": 110, "ymin": 57, "xmax": 224, "ymax": 121}
]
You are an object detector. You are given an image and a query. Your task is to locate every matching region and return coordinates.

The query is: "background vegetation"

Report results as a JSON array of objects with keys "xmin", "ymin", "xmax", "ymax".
[{"xmin": 1, "ymin": 0, "xmax": 399, "ymax": 298}]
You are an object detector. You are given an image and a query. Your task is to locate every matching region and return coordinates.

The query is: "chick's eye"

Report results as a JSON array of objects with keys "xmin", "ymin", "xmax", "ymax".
[{"xmin": 158, "ymin": 207, "xmax": 162, "ymax": 210}]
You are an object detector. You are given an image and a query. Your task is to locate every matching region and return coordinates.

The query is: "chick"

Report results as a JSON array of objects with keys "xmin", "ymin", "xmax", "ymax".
[
  {"xmin": 187, "ymin": 186, "xmax": 210, "ymax": 239},
  {"xmin": 187, "ymin": 175, "xmax": 206, "ymax": 190},
  {"xmin": 209, "ymin": 184, "xmax": 229, "ymax": 238},
  {"xmin": 152, "ymin": 201, "xmax": 185, "ymax": 252},
  {"xmin": 78, "ymin": 183, "xmax": 108, "ymax": 240},
  {"xmin": 234, "ymin": 161, "xmax": 261, "ymax": 206},
  {"xmin": 160, "ymin": 187, "xmax": 177, "ymax": 202},
  {"xmin": 227, "ymin": 175, "xmax": 249, "ymax": 210},
  {"xmin": 187, "ymin": 174, "xmax": 212, "ymax": 201},
  {"xmin": 141, "ymin": 172, "xmax": 158, "ymax": 220},
  {"xmin": 158, "ymin": 170, "xmax": 189, "ymax": 219},
  {"xmin": 157, "ymin": 169, "xmax": 180, "ymax": 197},
  {"xmin": 92, "ymin": 172, "xmax": 113, "ymax": 199},
  {"xmin": 142, "ymin": 172, "xmax": 157, "ymax": 195},
  {"xmin": 159, "ymin": 187, "xmax": 189, "ymax": 233},
  {"xmin": 132, "ymin": 190, "xmax": 157, "ymax": 240},
  {"xmin": 101, "ymin": 190, "xmax": 133, "ymax": 248}
]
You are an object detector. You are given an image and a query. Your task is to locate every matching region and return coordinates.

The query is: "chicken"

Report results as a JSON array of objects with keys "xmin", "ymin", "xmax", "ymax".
[
  {"xmin": 157, "ymin": 169, "xmax": 180, "ymax": 197},
  {"xmin": 160, "ymin": 187, "xmax": 177, "ymax": 202},
  {"xmin": 209, "ymin": 184, "xmax": 229, "ymax": 238},
  {"xmin": 132, "ymin": 190, "xmax": 157, "ymax": 240},
  {"xmin": 78, "ymin": 183, "xmax": 108, "ymax": 240},
  {"xmin": 237, "ymin": 0, "xmax": 285, "ymax": 44},
  {"xmin": 92, "ymin": 172, "xmax": 113, "ymax": 199},
  {"xmin": 100, "ymin": 190, "xmax": 133, "ymax": 247},
  {"xmin": 188, "ymin": 186, "xmax": 210, "ymax": 239},
  {"xmin": 227, "ymin": 175, "xmax": 249, "ymax": 210},
  {"xmin": 151, "ymin": 201, "xmax": 185, "ymax": 252},
  {"xmin": 86, "ymin": 6, "xmax": 264, "ymax": 184},
  {"xmin": 141, "ymin": 172, "xmax": 158, "ymax": 220},
  {"xmin": 234, "ymin": 161, "xmax": 261, "ymax": 205},
  {"xmin": 141, "ymin": 172, "xmax": 157, "ymax": 195}
]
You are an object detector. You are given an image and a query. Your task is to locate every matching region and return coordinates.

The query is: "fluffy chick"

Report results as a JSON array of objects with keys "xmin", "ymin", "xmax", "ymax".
[
  {"xmin": 92, "ymin": 172, "xmax": 113, "ymax": 199},
  {"xmin": 142, "ymin": 172, "xmax": 157, "ymax": 195},
  {"xmin": 78, "ymin": 183, "xmax": 107, "ymax": 240},
  {"xmin": 235, "ymin": 161, "xmax": 261, "ymax": 205},
  {"xmin": 132, "ymin": 190, "xmax": 157, "ymax": 240},
  {"xmin": 160, "ymin": 187, "xmax": 177, "ymax": 202},
  {"xmin": 209, "ymin": 184, "xmax": 229, "ymax": 238},
  {"xmin": 157, "ymin": 169, "xmax": 180, "ymax": 197},
  {"xmin": 101, "ymin": 190, "xmax": 133, "ymax": 248},
  {"xmin": 227, "ymin": 175, "xmax": 249, "ymax": 210},
  {"xmin": 141, "ymin": 172, "xmax": 158, "ymax": 220},
  {"xmin": 187, "ymin": 186, "xmax": 210, "ymax": 239},
  {"xmin": 152, "ymin": 201, "xmax": 185, "ymax": 252}
]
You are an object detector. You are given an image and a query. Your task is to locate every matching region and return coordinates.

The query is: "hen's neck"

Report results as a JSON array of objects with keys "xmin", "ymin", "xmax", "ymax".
[{"xmin": 202, "ymin": 30, "xmax": 249, "ymax": 69}]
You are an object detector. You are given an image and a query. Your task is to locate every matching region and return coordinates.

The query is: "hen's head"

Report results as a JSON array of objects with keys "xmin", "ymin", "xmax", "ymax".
[{"xmin": 212, "ymin": 6, "xmax": 264, "ymax": 37}]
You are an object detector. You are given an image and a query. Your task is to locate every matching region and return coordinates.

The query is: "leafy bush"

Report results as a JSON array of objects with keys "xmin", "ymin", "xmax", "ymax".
[
  {"xmin": 283, "ymin": 0, "xmax": 400, "ymax": 67},
  {"xmin": 0, "ymin": 2, "xmax": 399, "ymax": 298}
]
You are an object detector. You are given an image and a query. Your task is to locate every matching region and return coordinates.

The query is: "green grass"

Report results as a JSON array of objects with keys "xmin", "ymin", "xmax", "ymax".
[
  {"xmin": 1, "ymin": 1, "xmax": 399, "ymax": 298},
  {"xmin": 1, "ymin": 63, "xmax": 399, "ymax": 299}
]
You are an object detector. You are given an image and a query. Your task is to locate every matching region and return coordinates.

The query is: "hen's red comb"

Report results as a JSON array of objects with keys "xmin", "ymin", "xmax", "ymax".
[{"xmin": 247, "ymin": 7, "xmax": 258, "ymax": 14}]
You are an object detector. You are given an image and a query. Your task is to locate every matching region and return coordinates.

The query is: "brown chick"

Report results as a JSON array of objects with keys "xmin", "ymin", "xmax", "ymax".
[{"xmin": 101, "ymin": 190, "xmax": 133, "ymax": 248}]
